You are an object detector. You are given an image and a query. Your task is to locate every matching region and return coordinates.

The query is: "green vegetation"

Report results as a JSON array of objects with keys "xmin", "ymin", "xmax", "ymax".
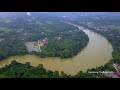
[
  {"xmin": 0, "ymin": 13, "xmax": 120, "ymax": 78},
  {"xmin": 39, "ymin": 30, "xmax": 88, "ymax": 58},
  {"xmin": 0, "ymin": 14, "xmax": 89, "ymax": 60},
  {"xmin": 45, "ymin": 20, "xmax": 53, "ymax": 24},
  {"xmin": 0, "ymin": 27, "xmax": 10, "ymax": 33},
  {"xmin": 107, "ymin": 25, "xmax": 120, "ymax": 30},
  {"xmin": 0, "ymin": 61, "xmax": 106, "ymax": 78},
  {"xmin": 35, "ymin": 20, "xmax": 44, "ymax": 26}
]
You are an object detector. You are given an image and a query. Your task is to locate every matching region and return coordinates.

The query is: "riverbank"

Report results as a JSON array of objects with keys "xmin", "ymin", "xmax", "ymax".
[
  {"xmin": 0, "ymin": 60, "xmax": 107, "ymax": 78},
  {"xmin": 77, "ymin": 23, "xmax": 120, "ymax": 78},
  {"xmin": 0, "ymin": 24, "xmax": 113, "ymax": 75}
]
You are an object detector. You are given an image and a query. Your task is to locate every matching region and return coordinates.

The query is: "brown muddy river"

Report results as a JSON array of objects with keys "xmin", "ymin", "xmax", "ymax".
[{"xmin": 0, "ymin": 23, "xmax": 113, "ymax": 75}]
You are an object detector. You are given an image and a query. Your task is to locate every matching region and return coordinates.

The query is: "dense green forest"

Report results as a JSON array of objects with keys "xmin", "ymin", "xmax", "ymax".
[
  {"xmin": 0, "ymin": 13, "xmax": 89, "ymax": 60},
  {"xmin": 0, "ymin": 61, "xmax": 106, "ymax": 78}
]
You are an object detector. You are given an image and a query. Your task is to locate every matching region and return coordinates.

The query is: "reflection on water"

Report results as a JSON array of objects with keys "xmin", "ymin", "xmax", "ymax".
[{"xmin": 0, "ymin": 25, "xmax": 113, "ymax": 75}]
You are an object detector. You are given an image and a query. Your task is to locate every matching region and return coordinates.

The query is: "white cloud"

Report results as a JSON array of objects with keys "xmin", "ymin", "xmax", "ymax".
[{"xmin": 26, "ymin": 12, "xmax": 31, "ymax": 16}]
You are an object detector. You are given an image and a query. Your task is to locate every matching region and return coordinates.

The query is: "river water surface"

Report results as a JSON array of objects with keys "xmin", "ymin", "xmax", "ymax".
[{"xmin": 0, "ymin": 23, "xmax": 113, "ymax": 75}]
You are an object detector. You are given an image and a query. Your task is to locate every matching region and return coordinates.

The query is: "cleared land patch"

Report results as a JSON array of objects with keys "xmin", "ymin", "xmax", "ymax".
[{"xmin": 25, "ymin": 38, "xmax": 48, "ymax": 53}]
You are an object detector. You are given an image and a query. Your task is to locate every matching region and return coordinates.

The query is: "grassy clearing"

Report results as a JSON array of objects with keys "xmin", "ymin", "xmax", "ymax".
[
  {"xmin": 0, "ymin": 27, "xmax": 11, "ymax": 33},
  {"xmin": 45, "ymin": 20, "xmax": 53, "ymax": 25},
  {"xmin": 0, "ymin": 74, "xmax": 10, "ymax": 78},
  {"xmin": 42, "ymin": 27, "xmax": 53, "ymax": 33},
  {"xmin": 107, "ymin": 25, "xmax": 120, "ymax": 34},
  {"xmin": 35, "ymin": 20, "xmax": 44, "ymax": 26},
  {"xmin": 107, "ymin": 25, "xmax": 120, "ymax": 30}
]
